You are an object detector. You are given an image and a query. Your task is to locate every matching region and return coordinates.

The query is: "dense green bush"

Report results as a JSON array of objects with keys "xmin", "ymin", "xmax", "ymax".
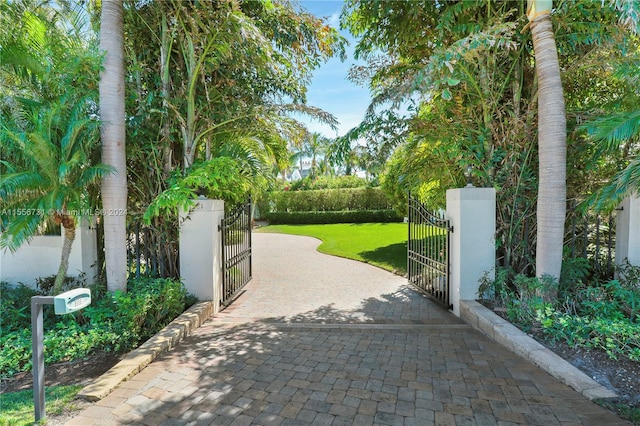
[
  {"xmin": 0, "ymin": 277, "xmax": 196, "ymax": 378},
  {"xmin": 536, "ymin": 310, "xmax": 640, "ymax": 361},
  {"xmin": 270, "ymin": 187, "xmax": 392, "ymax": 213},
  {"xmin": 0, "ymin": 282, "xmax": 39, "ymax": 334},
  {"xmin": 478, "ymin": 263, "xmax": 640, "ymax": 363},
  {"xmin": 264, "ymin": 209, "xmax": 402, "ymax": 224},
  {"xmin": 286, "ymin": 175, "xmax": 367, "ymax": 191}
]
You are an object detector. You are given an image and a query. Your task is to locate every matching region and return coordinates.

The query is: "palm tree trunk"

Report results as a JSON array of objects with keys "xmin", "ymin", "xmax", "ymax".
[
  {"xmin": 528, "ymin": 1, "xmax": 566, "ymax": 287},
  {"xmin": 100, "ymin": 0, "xmax": 128, "ymax": 292},
  {"xmin": 53, "ymin": 216, "xmax": 76, "ymax": 294}
]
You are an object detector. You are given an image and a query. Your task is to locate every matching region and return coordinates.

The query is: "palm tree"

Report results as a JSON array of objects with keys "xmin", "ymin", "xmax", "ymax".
[
  {"xmin": 1, "ymin": 0, "xmax": 110, "ymax": 294},
  {"xmin": 0, "ymin": 97, "xmax": 112, "ymax": 294},
  {"xmin": 99, "ymin": 0, "xmax": 128, "ymax": 292},
  {"xmin": 302, "ymin": 132, "xmax": 330, "ymax": 179},
  {"xmin": 527, "ymin": 0, "xmax": 567, "ymax": 285}
]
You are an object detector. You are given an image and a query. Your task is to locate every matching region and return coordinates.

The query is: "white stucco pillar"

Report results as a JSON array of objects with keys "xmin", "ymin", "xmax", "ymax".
[
  {"xmin": 446, "ymin": 187, "xmax": 496, "ymax": 317},
  {"xmin": 77, "ymin": 218, "xmax": 98, "ymax": 283},
  {"xmin": 179, "ymin": 199, "xmax": 224, "ymax": 313},
  {"xmin": 615, "ymin": 194, "xmax": 640, "ymax": 268}
]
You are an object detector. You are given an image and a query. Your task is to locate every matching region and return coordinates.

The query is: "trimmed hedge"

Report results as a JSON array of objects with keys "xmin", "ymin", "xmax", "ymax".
[
  {"xmin": 286, "ymin": 175, "xmax": 367, "ymax": 191},
  {"xmin": 264, "ymin": 209, "xmax": 403, "ymax": 224},
  {"xmin": 271, "ymin": 187, "xmax": 392, "ymax": 212}
]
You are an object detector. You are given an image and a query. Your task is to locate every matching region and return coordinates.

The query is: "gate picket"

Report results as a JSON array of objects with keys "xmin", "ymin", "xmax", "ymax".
[
  {"xmin": 219, "ymin": 199, "xmax": 252, "ymax": 306},
  {"xmin": 407, "ymin": 195, "xmax": 452, "ymax": 309}
]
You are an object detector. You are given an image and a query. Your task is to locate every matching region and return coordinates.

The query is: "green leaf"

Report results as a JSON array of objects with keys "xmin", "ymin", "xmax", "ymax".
[{"xmin": 446, "ymin": 77, "xmax": 460, "ymax": 86}]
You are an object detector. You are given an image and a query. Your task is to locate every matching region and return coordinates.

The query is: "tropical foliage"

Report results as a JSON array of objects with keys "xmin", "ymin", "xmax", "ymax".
[
  {"xmin": 289, "ymin": 131, "xmax": 332, "ymax": 179},
  {"xmin": 2, "ymin": 0, "xmax": 346, "ymax": 283},
  {"xmin": 122, "ymin": 0, "xmax": 346, "ymax": 276},
  {"xmin": 0, "ymin": 0, "xmax": 110, "ymax": 293},
  {"xmin": 580, "ymin": 54, "xmax": 640, "ymax": 210},
  {"xmin": 0, "ymin": 277, "xmax": 196, "ymax": 378},
  {"xmin": 479, "ymin": 261, "xmax": 640, "ymax": 363},
  {"xmin": 125, "ymin": 0, "xmax": 345, "ymax": 220},
  {"xmin": 340, "ymin": 0, "xmax": 640, "ymax": 278}
]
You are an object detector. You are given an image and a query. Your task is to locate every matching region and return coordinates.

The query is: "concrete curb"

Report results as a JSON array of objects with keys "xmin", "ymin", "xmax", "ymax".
[
  {"xmin": 460, "ymin": 300, "xmax": 618, "ymax": 401},
  {"xmin": 77, "ymin": 301, "xmax": 213, "ymax": 402}
]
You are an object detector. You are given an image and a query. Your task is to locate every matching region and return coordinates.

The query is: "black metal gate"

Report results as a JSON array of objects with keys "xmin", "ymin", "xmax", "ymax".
[
  {"xmin": 407, "ymin": 195, "xmax": 453, "ymax": 309},
  {"xmin": 219, "ymin": 199, "xmax": 252, "ymax": 306}
]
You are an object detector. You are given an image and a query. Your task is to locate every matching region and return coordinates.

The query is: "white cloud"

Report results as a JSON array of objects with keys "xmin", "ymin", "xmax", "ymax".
[{"xmin": 328, "ymin": 12, "xmax": 340, "ymax": 27}]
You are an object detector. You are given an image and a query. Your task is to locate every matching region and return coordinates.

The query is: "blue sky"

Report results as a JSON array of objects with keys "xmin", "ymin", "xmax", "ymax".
[{"xmin": 294, "ymin": 1, "xmax": 372, "ymax": 139}]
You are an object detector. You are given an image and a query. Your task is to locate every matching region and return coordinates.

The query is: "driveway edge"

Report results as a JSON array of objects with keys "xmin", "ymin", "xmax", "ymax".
[
  {"xmin": 77, "ymin": 301, "xmax": 213, "ymax": 402},
  {"xmin": 460, "ymin": 300, "xmax": 617, "ymax": 401}
]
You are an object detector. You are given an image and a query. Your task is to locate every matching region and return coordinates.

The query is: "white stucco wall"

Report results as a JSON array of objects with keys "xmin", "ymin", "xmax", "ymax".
[{"xmin": 0, "ymin": 220, "xmax": 98, "ymax": 288}]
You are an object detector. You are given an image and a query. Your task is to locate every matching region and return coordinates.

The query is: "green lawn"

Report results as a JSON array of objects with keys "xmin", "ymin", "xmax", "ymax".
[
  {"xmin": 0, "ymin": 385, "xmax": 82, "ymax": 426},
  {"xmin": 258, "ymin": 223, "xmax": 408, "ymax": 275}
]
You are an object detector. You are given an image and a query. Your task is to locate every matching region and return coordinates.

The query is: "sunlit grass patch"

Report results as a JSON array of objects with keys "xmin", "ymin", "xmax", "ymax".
[{"xmin": 0, "ymin": 385, "xmax": 82, "ymax": 426}]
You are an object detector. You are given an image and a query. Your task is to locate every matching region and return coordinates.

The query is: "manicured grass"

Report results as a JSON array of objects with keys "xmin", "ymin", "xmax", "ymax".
[
  {"xmin": 258, "ymin": 223, "xmax": 408, "ymax": 275},
  {"xmin": 0, "ymin": 385, "xmax": 82, "ymax": 426}
]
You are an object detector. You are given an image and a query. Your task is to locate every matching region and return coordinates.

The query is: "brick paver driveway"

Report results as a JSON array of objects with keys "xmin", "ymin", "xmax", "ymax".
[{"xmin": 66, "ymin": 232, "xmax": 629, "ymax": 425}]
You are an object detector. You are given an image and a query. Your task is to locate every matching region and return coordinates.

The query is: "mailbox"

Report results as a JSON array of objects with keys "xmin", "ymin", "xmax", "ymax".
[
  {"xmin": 33, "ymin": 288, "xmax": 92, "ymax": 421},
  {"xmin": 53, "ymin": 288, "xmax": 91, "ymax": 315}
]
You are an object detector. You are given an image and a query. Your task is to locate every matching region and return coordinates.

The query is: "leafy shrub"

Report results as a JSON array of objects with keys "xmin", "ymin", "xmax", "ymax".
[
  {"xmin": 82, "ymin": 277, "xmax": 195, "ymax": 352},
  {"xmin": 0, "ymin": 282, "xmax": 39, "ymax": 333},
  {"xmin": 535, "ymin": 311, "xmax": 640, "ymax": 361},
  {"xmin": 559, "ymin": 255, "xmax": 591, "ymax": 292},
  {"xmin": 269, "ymin": 187, "xmax": 393, "ymax": 213},
  {"xmin": 479, "ymin": 266, "xmax": 640, "ymax": 363},
  {"xmin": 478, "ymin": 269, "xmax": 555, "ymax": 329},
  {"xmin": 0, "ymin": 329, "xmax": 32, "ymax": 377},
  {"xmin": 0, "ymin": 277, "xmax": 196, "ymax": 378},
  {"xmin": 264, "ymin": 209, "xmax": 403, "ymax": 224},
  {"xmin": 34, "ymin": 273, "xmax": 87, "ymax": 295},
  {"xmin": 617, "ymin": 259, "xmax": 640, "ymax": 289},
  {"xmin": 558, "ymin": 261, "xmax": 640, "ymax": 321},
  {"xmin": 286, "ymin": 175, "xmax": 367, "ymax": 191},
  {"xmin": 0, "ymin": 319, "xmax": 117, "ymax": 377},
  {"xmin": 144, "ymin": 157, "xmax": 251, "ymax": 222}
]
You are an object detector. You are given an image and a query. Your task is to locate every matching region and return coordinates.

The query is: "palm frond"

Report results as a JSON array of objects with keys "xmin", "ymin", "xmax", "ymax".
[
  {"xmin": 40, "ymin": 188, "xmax": 67, "ymax": 212},
  {"xmin": 0, "ymin": 199, "xmax": 47, "ymax": 252},
  {"xmin": 581, "ymin": 110, "xmax": 640, "ymax": 151},
  {"xmin": 0, "ymin": 216, "xmax": 42, "ymax": 251},
  {"xmin": 583, "ymin": 155, "xmax": 640, "ymax": 212},
  {"xmin": 0, "ymin": 171, "xmax": 47, "ymax": 195},
  {"xmin": 611, "ymin": 0, "xmax": 640, "ymax": 34},
  {"xmin": 0, "ymin": 42, "xmax": 47, "ymax": 77},
  {"xmin": 276, "ymin": 103, "xmax": 339, "ymax": 131},
  {"xmin": 76, "ymin": 164, "xmax": 116, "ymax": 187},
  {"xmin": 215, "ymin": 136, "xmax": 266, "ymax": 178}
]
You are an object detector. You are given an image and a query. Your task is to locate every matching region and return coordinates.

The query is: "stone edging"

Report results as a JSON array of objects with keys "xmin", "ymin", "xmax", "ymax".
[
  {"xmin": 460, "ymin": 300, "xmax": 617, "ymax": 401},
  {"xmin": 76, "ymin": 301, "xmax": 213, "ymax": 402}
]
